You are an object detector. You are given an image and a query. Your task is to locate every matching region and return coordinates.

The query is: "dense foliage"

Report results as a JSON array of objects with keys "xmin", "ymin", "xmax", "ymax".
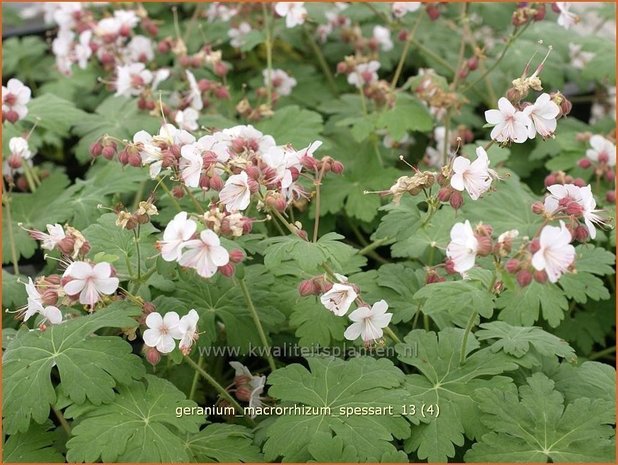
[{"xmin": 2, "ymin": 2, "xmax": 616, "ymax": 463}]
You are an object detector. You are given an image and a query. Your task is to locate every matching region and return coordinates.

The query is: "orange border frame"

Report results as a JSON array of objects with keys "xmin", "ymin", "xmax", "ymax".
[{"xmin": 0, "ymin": 1, "xmax": 615, "ymax": 464}]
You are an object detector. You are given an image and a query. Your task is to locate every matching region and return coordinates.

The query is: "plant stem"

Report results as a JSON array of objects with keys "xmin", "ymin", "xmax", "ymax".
[
  {"xmin": 391, "ymin": 12, "xmax": 424, "ymax": 89},
  {"xmin": 459, "ymin": 310, "xmax": 478, "ymax": 365},
  {"xmin": 304, "ymin": 26, "xmax": 338, "ymax": 95},
  {"xmin": 184, "ymin": 355, "xmax": 254, "ymax": 424},
  {"xmin": 423, "ymin": 314, "xmax": 430, "ymax": 331},
  {"xmin": 312, "ymin": 164, "xmax": 328, "ymax": 242},
  {"xmin": 384, "ymin": 327, "xmax": 401, "ymax": 344},
  {"xmin": 22, "ymin": 163, "xmax": 37, "ymax": 192},
  {"xmin": 262, "ymin": 3, "xmax": 273, "ymax": 105},
  {"xmin": 3, "ymin": 194, "xmax": 20, "ymax": 274},
  {"xmin": 189, "ymin": 354, "xmax": 204, "ymax": 401},
  {"xmin": 133, "ymin": 180, "xmax": 147, "ymax": 210},
  {"xmin": 358, "ymin": 237, "xmax": 390, "ymax": 256},
  {"xmin": 236, "ymin": 277, "xmax": 277, "ymax": 372},
  {"xmin": 134, "ymin": 226, "xmax": 141, "ymax": 283},
  {"xmin": 182, "ymin": 185, "xmax": 205, "ymax": 214},
  {"xmin": 589, "ymin": 346, "xmax": 616, "ymax": 361},
  {"xmin": 52, "ymin": 406, "xmax": 71, "ymax": 436},
  {"xmin": 159, "ymin": 181, "xmax": 182, "ymax": 212}
]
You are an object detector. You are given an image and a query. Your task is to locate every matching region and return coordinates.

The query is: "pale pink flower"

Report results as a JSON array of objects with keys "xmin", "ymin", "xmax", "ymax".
[
  {"xmin": 159, "ymin": 211, "xmax": 197, "ymax": 262},
  {"xmin": 228, "ymin": 22, "xmax": 252, "ymax": 48},
  {"xmin": 392, "ymin": 2, "xmax": 422, "ymax": 18},
  {"xmin": 347, "ymin": 61, "xmax": 380, "ymax": 88},
  {"xmin": 179, "ymin": 230, "xmax": 230, "ymax": 278},
  {"xmin": 18, "ymin": 278, "xmax": 61, "ymax": 325},
  {"xmin": 63, "ymin": 261, "xmax": 119, "ymax": 307},
  {"xmin": 524, "ymin": 93, "xmax": 560, "ymax": 139},
  {"xmin": 320, "ymin": 283, "xmax": 358, "ymax": 316},
  {"xmin": 75, "ymin": 30, "xmax": 93, "ymax": 69},
  {"xmin": 127, "ymin": 35, "xmax": 154, "ymax": 63},
  {"xmin": 344, "ymin": 300, "xmax": 393, "ymax": 343},
  {"xmin": 143, "ymin": 311, "xmax": 182, "ymax": 354},
  {"xmin": 274, "ymin": 2, "xmax": 307, "ymax": 28},
  {"xmin": 115, "ymin": 63, "xmax": 153, "ymax": 97},
  {"xmin": 586, "ymin": 135, "xmax": 616, "ymax": 167},
  {"xmin": 544, "ymin": 184, "xmax": 605, "ymax": 239},
  {"xmin": 263, "ymin": 69, "xmax": 297, "ymax": 96},
  {"xmin": 30, "ymin": 224, "xmax": 66, "ymax": 251},
  {"xmin": 555, "ymin": 3, "xmax": 579, "ymax": 30},
  {"xmin": 9, "ymin": 137, "xmax": 33, "ymax": 160},
  {"xmin": 133, "ymin": 130, "xmax": 163, "ymax": 178},
  {"xmin": 373, "ymin": 25, "xmax": 393, "ymax": 52},
  {"xmin": 178, "ymin": 309, "xmax": 200, "ymax": 355},
  {"xmin": 2, "ymin": 78, "xmax": 31, "ymax": 121},
  {"xmin": 185, "ymin": 70, "xmax": 203, "ymax": 111},
  {"xmin": 485, "ymin": 97, "xmax": 530, "ymax": 144},
  {"xmin": 568, "ymin": 43, "xmax": 594, "ymax": 70},
  {"xmin": 446, "ymin": 220, "xmax": 479, "ymax": 273},
  {"xmin": 450, "ymin": 147, "xmax": 494, "ymax": 200},
  {"xmin": 179, "ymin": 143, "xmax": 204, "ymax": 188},
  {"xmin": 220, "ymin": 171, "xmax": 251, "ymax": 212},
  {"xmin": 532, "ymin": 221, "xmax": 575, "ymax": 282},
  {"xmin": 175, "ymin": 108, "xmax": 200, "ymax": 132}
]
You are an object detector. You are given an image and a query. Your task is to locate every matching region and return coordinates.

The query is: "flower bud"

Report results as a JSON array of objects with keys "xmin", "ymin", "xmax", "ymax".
[
  {"xmin": 533, "ymin": 269, "xmax": 548, "ymax": 283},
  {"xmin": 179, "ymin": 55, "xmax": 192, "ymax": 67},
  {"xmin": 331, "ymin": 161, "xmax": 344, "ymax": 174},
  {"xmin": 101, "ymin": 145, "xmax": 116, "ymax": 160},
  {"xmin": 57, "ymin": 237, "xmax": 76, "ymax": 256},
  {"xmin": 426, "ymin": 4, "xmax": 441, "ymax": 20},
  {"xmin": 118, "ymin": 148, "xmax": 130, "ymax": 165},
  {"xmin": 398, "ymin": 29, "xmax": 409, "ymax": 41},
  {"xmin": 437, "ymin": 187, "xmax": 452, "ymax": 203},
  {"xmin": 8, "ymin": 154, "xmax": 22, "ymax": 169},
  {"xmin": 145, "ymin": 347, "xmax": 161, "ymax": 366},
  {"xmin": 573, "ymin": 224, "xmax": 589, "ymax": 242},
  {"xmin": 128, "ymin": 150, "xmax": 142, "ymax": 168},
  {"xmin": 199, "ymin": 175, "xmax": 210, "ymax": 190},
  {"xmin": 214, "ymin": 86, "xmax": 230, "ymax": 100},
  {"xmin": 544, "ymin": 173, "xmax": 557, "ymax": 187},
  {"xmin": 458, "ymin": 66, "xmax": 469, "ymax": 79},
  {"xmin": 172, "ymin": 186, "xmax": 185, "ymax": 198},
  {"xmin": 578, "ymin": 158, "xmax": 592, "ymax": 169},
  {"xmin": 425, "ymin": 270, "xmax": 445, "ymax": 284},
  {"xmin": 475, "ymin": 224, "xmax": 493, "ymax": 237},
  {"xmin": 298, "ymin": 279, "xmax": 318, "ymax": 296},
  {"xmin": 534, "ymin": 3, "xmax": 546, "ymax": 20},
  {"xmin": 605, "ymin": 170, "xmax": 615, "ymax": 182},
  {"xmin": 229, "ymin": 249, "xmax": 245, "ymax": 263},
  {"xmin": 449, "ymin": 191, "xmax": 464, "ymax": 210},
  {"xmin": 209, "ymin": 174, "xmax": 225, "ymax": 191},
  {"xmin": 467, "ymin": 56, "xmax": 479, "ymax": 71},
  {"xmin": 213, "ymin": 61, "xmax": 229, "ymax": 77},
  {"xmin": 90, "ymin": 141, "xmax": 103, "ymax": 157},
  {"xmin": 565, "ymin": 201, "xmax": 584, "ymax": 216},
  {"xmin": 444, "ymin": 259, "xmax": 456, "ymax": 275},
  {"xmin": 475, "ymin": 235, "xmax": 493, "ymax": 256},
  {"xmin": 516, "ymin": 269, "xmax": 533, "ymax": 287},
  {"xmin": 572, "ymin": 177, "xmax": 586, "ymax": 188},
  {"xmin": 41, "ymin": 289, "xmax": 58, "ymax": 306},
  {"xmin": 5, "ymin": 109, "xmax": 19, "ymax": 123},
  {"xmin": 529, "ymin": 238, "xmax": 541, "ymax": 253},
  {"xmin": 218, "ymin": 263, "xmax": 235, "ymax": 277},
  {"xmin": 531, "ymin": 201, "xmax": 545, "ymax": 215},
  {"xmin": 143, "ymin": 301, "xmax": 156, "ymax": 314},
  {"xmin": 235, "ymin": 385, "xmax": 252, "ymax": 402},
  {"xmin": 505, "ymin": 258, "xmax": 520, "ymax": 273},
  {"xmin": 606, "ymin": 190, "xmax": 616, "ymax": 203}
]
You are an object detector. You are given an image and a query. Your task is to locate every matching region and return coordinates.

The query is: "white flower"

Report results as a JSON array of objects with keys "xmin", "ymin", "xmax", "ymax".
[
  {"xmin": 344, "ymin": 300, "xmax": 393, "ymax": 343},
  {"xmin": 159, "ymin": 211, "xmax": 197, "ymax": 262},
  {"xmin": 555, "ymin": 2, "xmax": 579, "ymax": 30},
  {"xmin": 127, "ymin": 35, "xmax": 154, "ymax": 62},
  {"xmin": 206, "ymin": 2, "xmax": 239, "ymax": 22},
  {"xmin": 497, "ymin": 229, "xmax": 519, "ymax": 244},
  {"xmin": 263, "ymin": 69, "xmax": 297, "ymax": 96},
  {"xmin": 532, "ymin": 221, "xmax": 575, "ymax": 282},
  {"xmin": 152, "ymin": 68, "xmax": 171, "ymax": 91},
  {"xmin": 2, "ymin": 78, "xmax": 31, "ymax": 120},
  {"xmin": 578, "ymin": 185, "xmax": 605, "ymax": 239},
  {"xmin": 179, "ymin": 230, "xmax": 230, "ymax": 278},
  {"xmin": 133, "ymin": 130, "xmax": 163, "ymax": 178},
  {"xmin": 157, "ymin": 123, "xmax": 196, "ymax": 146},
  {"xmin": 96, "ymin": 17, "xmax": 121, "ymax": 37},
  {"xmin": 586, "ymin": 135, "xmax": 616, "ymax": 167},
  {"xmin": 568, "ymin": 43, "xmax": 594, "ymax": 70},
  {"xmin": 178, "ymin": 309, "xmax": 200, "ymax": 354},
  {"xmin": 274, "ymin": 2, "xmax": 307, "ymax": 28},
  {"xmin": 261, "ymin": 145, "xmax": 296, "ymax": 189},
  {"xmin": 392, "ymin": 2, "xmax": 422, "ymax": 18},
  {"xmin": 179, "ymin": 143, "xmax": 204, "ymax": 188},
  {"xmin": 34, "ymin": 224, "xmax": 66, "ymax": 251},
  {"xmin": 114, "ymin": 9, "xmax": 139, "ymax": 30},
  {"xmin": 52, "ymin": 29, "xmax": 75, "ymax": 75},
  {"xmin": 484, "ymin": 97, "xmax": 530, "ymax": 144},
  {"xmin": 229, "ymin": 362, "xmax": 265, "ymax": 410},
  {"xmin": 372, "ymin": 26, "xmax": 393, "ymax": 52},
  {"xmin": 228, "ymin": 22, "xmax": 252, "ymax": 48},
  {"xmin": 75, "ymin": 30, "xmax": 93, "ymax": 69},
  {"xmin": 347, "ymin": 61, "xmax": 380, "ymax": 88},
  {"xmin": 9, "ymin": 137, "xmax": 33, "ymax": 160},
  {"xmin": 143, "ymin": 312, "xmax": 183, "ymax": 354},
  {"xmin": 175, "ymin": 108, "xmax": 200, "ymax": 131},
  {"xmin": 320, "ymin": 283, "xmax": 358, "ymax": 316},
  {"xmin": 544, "ymin": 183, "xmax": 605, "ymax": 239},
  {"xmin": 220, "ymin": 171, "xmax": 252, "ymax": 212},
  {"xmin": 62, "ymin": 261, "xmax": 119, "ymax": 307},
  {"xmin": 21, "ymin": 279, "xmax": 63, "ymax": 325},
  {"xmin": 115, "ymin": 63, "xmax": 153, "ymax": 97},
  {"xmin": 185, "ymin": 70, "xmax": 203, "ymax": 111},
  {"xmin": 446, "ymin": 220, "xmax": 479, "ymax": 273},
  {"xmin": 450, "ymin": 147, "xmax": 494, "ymax": 200},
  {"xmin": 523, "ymin": 93, "xmax": 560, "ymax": 139}
]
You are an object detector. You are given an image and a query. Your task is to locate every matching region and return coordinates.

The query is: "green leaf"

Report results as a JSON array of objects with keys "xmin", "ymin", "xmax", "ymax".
[
  {"xmin": 374, "ymin": 263, "xmax": 425, "ymax": 324},
  {"xmin": 413, "ymin": 280, "xmax": 495, "ymax": 328},
  {"xmin": 2, "ymin": 421, "xmax": 64, "ymax": 463},
  {"xmin": 25, "ymin": 93, "xmax": 89, "ymax": 136},
  {"xmin": 2, "ymin": 270, "xmax": 27, "ymax": 309},
  {"xmin": 476, "ymin": 321, "xmax": 576, "ymax": 362},
  {"xmin": 377, "ymin": 94, "xmax": 433, "ymax": 139},
  {"xmin": 573, "ymin": 245, "xmax": 616, "ymax": 276},
  {"xmin": 263, "ymin": 357, "xmax": 410, "ymax": 462},
  {"xmin": 262, "ymin": 232, "xmax": 358, "ymax": 273},
  {"xmin": 289, "ymin": 298, "xmax": 347, "ymax": 346},
  {"xmin": 66, "ymin": 375, "xmax": 204, "ymax": 462},
  {"xmin": 558, "ymin": 272, "xmax": 610, "ymax": 304},
  {"xmin": 396, "ymin": 329, "xmax": 519, "ymax": 462},
  {"xmin": 2, "ymin": 302, "xmax": 145, "ymax": 434},
  {"xmin": 553, "ymin": 361, "xmax": 616, "ymax": 404},
  {"xmin": 496, "ymin": 281, "xmax": 569, "ymax": 328},
  {"xmin": 388, "ymin": 207, "xmax": 455, "ymax": 259},
  {"xmin": 2, "ymin": 172, "xmax": 72, "ymax": 264},
  {"xmin": 187, "ymin": 424, "xmax": 263, "ymax": 462},
  {"xmin": 255, "ymin": 105, "xmax": 323, "ymax": 147},
  {"xmin": 465, "ymin": 373, "xmax": 615, "ymax": 462}
]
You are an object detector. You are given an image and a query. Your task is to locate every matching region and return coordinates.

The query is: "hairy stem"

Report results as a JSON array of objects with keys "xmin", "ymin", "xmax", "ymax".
[
  {"xmin": 384, "ymin": 327, "xmax": 402, "ymax": 344},
  {"xmin": 391, "ymin": 12, "xmax": 424, "ymax": 89},
  {"xmin": 459, "ymin": 310, "xmax": 478, "ymax": 365},
  {"xmin": 304, "ymin": 26, "xmax": 338, "ymax": 95},
  {"xmin": 262, "ymin": 3, "xmax": 274, "ymax": 105},
  {"xmin": 52, "ymin": 405, "xmax": 71, "ymax": 436},
  {"xmin": 236, "ymin": 277, "xmax": 277, "ymax": 372},
  {"xmin": 3, "ymin": 194, "xmax": 20, "ymax": 274},
  {"xmin": 189, "ymin": 354, "xmax": 204, "ymax": 401}
]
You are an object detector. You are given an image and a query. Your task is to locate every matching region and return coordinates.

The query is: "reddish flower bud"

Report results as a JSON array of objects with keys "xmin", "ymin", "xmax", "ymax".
[
  {"xmin": 458, "ymin": 66, "xmax": 469, "ymax": 79},
  {"xmin": 449, "ymin": 191, "xmax": 464, "ymax": 210},
  {"xmin": 101, "ymin": 145, "xmax": 116, "ymax": 160},
  {"xmin": 5, "ymin": 109, "xmax": 19, "ymax": 123},
  {"xmin": 529, "ymin": 238, "xmax": 541, "ymax": 253},
  {"xmin": 444, "ymin": 259, "xmax": 457, "ymax": 275},
  {"xmin": 398, "ymin": 29, "xmax": 409, "ymax": 41},
  {"xmin": 426, "ymin": 4, "xmax": 441, "ymax": 20},
  {"xmin": 145, "ymin": 347, "xmax": 161, "ymax": 366},
  {"xmin": 551, "ymin": 3, "xmax": 561, "ymax": 13},
  {"xmin": 544, "ymin": 173, "xmax": 557, "ymax": 187},
  {"xmin": 128, "ymin": 150, "xmax": 142, "ymax": 167},
  {"xmin": 118, "ymin": 148, "xmax": 130, "ymax": 165},
  {"xmin": 531, "ymin": 201, "xmax": 545, "ymax": 215},
  {"xmin": 565, "ymin": 201, "xmax": 584, "ymax": 216},
  {"xmin": 533, "ymin": 269, "xmax": 548, "ymax": 283},
  {"xmin": 213, "ymin": 61, "xmax": 228, "ymax": 77},
  {"xmin": 247, "ymin": 178, "xmax": 260, "ymax": 194},
  {"xmin": 533, "ymin": 3, "xmax": 546, "ymax": 20},
  {"xmin": 505, "ymin": 258, "xmax": 520, "ymax": 273},
  {"xmin": 606, "ymin": 190, "xmax": 616, "ymax": 203},
  {"xmin": 41, "ymin": 289, "xmax": 58, "ymax": 306},
  {"xmin": 467, "ymin": 56, "xmax": 479, "ymax": 71},
  {"xmin": 578, "ymin": 158, "xmax": 592, "ymax": 169},
  {"xmin": 572, "ymin": 177, "xmax": 586, "ymax": 187},
  {"xmin": 605, "ymin": 170, "xmax": 615, "ymax": 182},
  {"xmin": 516, "ymin": 269, "xmax": 533, "ymax": 287},
  {"xmin": 425, "ymin": 270, "xmax": 445, "ymax": 284},
  {"xmin": 336, "ymin": 61, "xmax": 348, "ymax": 75},
  {"xmin": 172, "ymin": 186, "xmax": 185, "ymax": 198},
  {"xmin": 573, "ymin": 224, "xmax": 589, "ymax": 242},
  {"xmin": 8, "ymin": 154, "xmax": 22, "ymax": 169},
  {"xmin": 218, "ymin": 263, "xmax": 235, "ymax": 277},
  {"xmin": 90, "ymin": 141, "xmax": 103, "ymax": 157},
  {"xmin": 143, "ymin": 301, "xmax": 156, "ymax": 314},
  {"xmin": 331, "ymin": 161, "xmax": 344, "ymax": 174},
  {"xmin": 214, "ymin": 86, "xmax": 230, "ymax": 100},
  {"xmin": 475, "ymin": 224, "xmax": 493, "ymax": 237},
  {"xmin": 475, "ymin": 235, "xmax": 493, "ymax": 256},
  {"xmin": 241, "ymin": 217, "xmax": 253, "ymax": 234},
  {"xmin": 229, "ymin": 249, "xmax": 245, "ymax": 263},
  {"xmin": 199, "ymin": 175, "xmax": 210, "ymax": 189},
  {"xmin": 209, "ymin": 174, "xmax": 225, "ymax": 191},
  {"xmin": 179, "ymin": 55, "xmax": 192, "ymax": 67},
  {"xmin": 298, "ymin": 279, "xmax": 318, "ymax": 296},
  {"xmin": 57, "ymin": 237, "xmax": 76, "ymax": 256},
  {"xmin": 235, "ymin": 385, "xmax": 252, "ymax": 402},
  {"xmin": 437, "ymin": 187, "xmax": 452, "ymax": 203}
]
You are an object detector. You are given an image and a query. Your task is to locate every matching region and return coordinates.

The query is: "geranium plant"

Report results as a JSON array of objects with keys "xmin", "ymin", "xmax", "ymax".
[{"xmin": 2, "ymin": 2, "xmax": 616, "ymax": 463}]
